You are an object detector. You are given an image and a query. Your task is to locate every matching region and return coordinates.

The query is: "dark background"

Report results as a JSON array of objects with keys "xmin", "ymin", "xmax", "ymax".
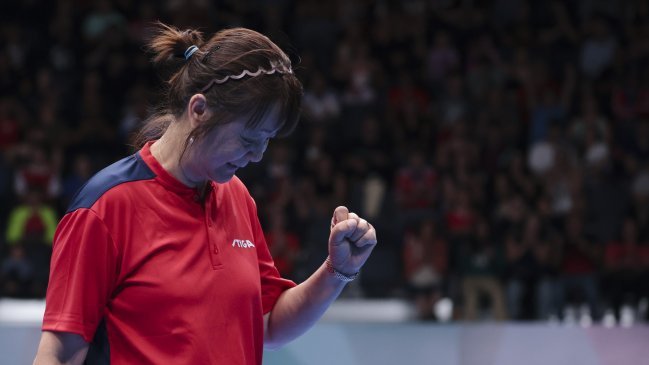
[{"xmin": 1, "ymin": 0, "xmax": 648, "ymax": 323}]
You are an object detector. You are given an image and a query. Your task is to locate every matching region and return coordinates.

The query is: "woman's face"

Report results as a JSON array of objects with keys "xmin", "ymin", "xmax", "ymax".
[{"xmin": 183, "ymin": 106, "xmax": 281, "ymax": 184}]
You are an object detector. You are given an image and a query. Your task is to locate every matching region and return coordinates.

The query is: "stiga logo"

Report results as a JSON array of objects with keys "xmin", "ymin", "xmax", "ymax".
[{"xmin": 232, "ymin": 239, "xmax": 255, "ymax": 248}]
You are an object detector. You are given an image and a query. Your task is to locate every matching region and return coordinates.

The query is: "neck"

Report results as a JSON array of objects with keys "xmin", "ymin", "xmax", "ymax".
[{"xmin": 150, "ymin": 121, "xmax": 198, "ymax": 188}]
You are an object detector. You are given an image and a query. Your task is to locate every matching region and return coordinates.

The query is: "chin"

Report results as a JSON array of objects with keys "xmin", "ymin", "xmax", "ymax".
[{"xmin": 212, "ymin": 172, "xmax": 236, "ymax": 183}]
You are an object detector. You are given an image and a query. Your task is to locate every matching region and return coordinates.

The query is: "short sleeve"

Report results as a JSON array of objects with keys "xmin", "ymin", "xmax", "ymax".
[
  {"xmin": 257, "ymin": 231, "xmax": 297, "ymax": 314},
  {"xmin": 246, "ymin": 197, "xmax": 296, "ymax": 314},
  {"xmin": 42, "ymin": 208, "xmax": 119, "ymax": 343}
]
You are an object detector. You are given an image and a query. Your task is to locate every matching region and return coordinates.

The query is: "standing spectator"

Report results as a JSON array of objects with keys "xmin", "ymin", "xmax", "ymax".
[
  {"xmin": 569, "ymin": 92, "xmax": 610, "ymax": 155},
  {"xmin": 426, "ymin": 31, "xmax": 460, "ymax": 88},
  {"xmin": 611, "ymin": 71, "xmax": 649, "ymax": 123},
  {"xmin": 582, "ymin": 141, "xmax": 628, "ymax": 244},
  {"xmin": 388, "ymin": 71, "xmax": 432, "ymax": 151},
  {"xmin": 579, "ymin": 17, "xmax": 617, "ymax": 80},
  {"xmin": 435, "ymin": 74, "xmax": 469, "ymax": 129},
  {"xmin": 341, "ymin": 45, "xmax": 378, "ymax": 107},
  {"xmin": 0, "ymin": 147, "xmax": 15, "ymax": 226},
  {"xmin": 639, "ymin": 233, "xmax": 649, "ymax": 322},
  {"xmin": 0, "ymin": 98, "xmax": 22, "ymax": 154},
  {"xmin": 5, "ymin": 189, "xmax": 56, "ymax": 297},
  {"xmin": 14, "ymin": 146, "xmax": 61, "ymax": 201},
  {"xmin": 527, "ymin": 64, "xmax": 574, "ymax": 145},
  {"xmin": 402, "ymin": 219, "xmax": 448, "ymax": 320},
  {"xmin": 302, "ymin": 72, "xmax": 341, "ymax": 124},
  {"xmin": 60, "ymin": 154, "xmax": 94, "ymax": 212},
  {"xmin": 601, "ymin": 218, "xmax": 643, "ymax": 321},
  {"xmin": 345, "ymin": 116, "xmax": 391, "ymax": 221},
  {"xmin": 630, "ymin": 167, "xmax": 649, "ymax": 241},
  {"xmin": 459, "ymin": 219, "xmax": 507, "ymax": 320},
  {"xmin": 555, "ymin": 214, "xmax": 601, "ymax": 319},
  {"xmin": 6, "ymin": 190, "xmax": 57, "ymax": 247},
  {"xmin": 505, "ymin": 214, "xmax": 559, "ymax": 320},
  {"xmin": 82, "ymin": 0, "xmax": 127, "ymax": 41},
  {"xmin": 445, "ymin": 189, "xmax": 477, "ymax": 238},
  {"xmin": 395, "ymin": 150, "xmax": 437, "ymax": 226},
  {"xmin": 0, "ymin": 245, "xmax": 33, "ymax": 298}
]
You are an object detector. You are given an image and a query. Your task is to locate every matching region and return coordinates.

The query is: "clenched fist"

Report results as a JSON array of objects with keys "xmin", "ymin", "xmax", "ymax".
[{"xmin": 327, "ymin": 206, "xmax": 377, "ymax": 277}]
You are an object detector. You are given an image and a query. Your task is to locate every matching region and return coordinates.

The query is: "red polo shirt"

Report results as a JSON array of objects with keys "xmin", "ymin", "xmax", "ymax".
[{"xmin": 42, "ymin": 141, "xmax": 296, "ymax": 365}]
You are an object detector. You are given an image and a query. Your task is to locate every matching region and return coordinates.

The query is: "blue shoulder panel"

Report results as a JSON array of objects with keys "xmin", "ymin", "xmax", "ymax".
[{"xmin": 66, "ymin": 152, "xmax": 156, "ymax": 213}]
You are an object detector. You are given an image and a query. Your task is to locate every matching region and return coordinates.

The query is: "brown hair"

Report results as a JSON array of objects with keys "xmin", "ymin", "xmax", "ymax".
[{"xmin": 134, "ymin": 22, "xmax": 302, "ymax": 154}]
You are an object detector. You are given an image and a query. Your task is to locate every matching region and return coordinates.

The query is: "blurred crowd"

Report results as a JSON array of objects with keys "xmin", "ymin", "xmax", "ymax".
[{"xmin": 1, "ymin": 0, "xmax": 648, "ymax": 324}]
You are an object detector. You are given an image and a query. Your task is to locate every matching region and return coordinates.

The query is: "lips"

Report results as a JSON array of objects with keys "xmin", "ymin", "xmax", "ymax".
[{"xmin": 227, "ymin": 162, "xmax": 247, "ymax": 169}]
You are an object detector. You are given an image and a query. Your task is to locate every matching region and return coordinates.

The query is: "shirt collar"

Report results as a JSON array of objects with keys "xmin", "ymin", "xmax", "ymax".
[{"xmin": 139, "ymin": 140, "xmax": 199, "ymax": 196}]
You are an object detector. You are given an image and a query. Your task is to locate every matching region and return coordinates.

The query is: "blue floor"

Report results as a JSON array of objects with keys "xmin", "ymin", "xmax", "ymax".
[{"xmin": 3, "ymin": 321, "xmax": 649, "ymax": 365}]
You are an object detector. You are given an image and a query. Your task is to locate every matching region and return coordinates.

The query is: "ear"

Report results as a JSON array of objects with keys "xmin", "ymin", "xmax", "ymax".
[{"xmin": 187, "ymin": 94, "xmax": 213, "ymax": 129}]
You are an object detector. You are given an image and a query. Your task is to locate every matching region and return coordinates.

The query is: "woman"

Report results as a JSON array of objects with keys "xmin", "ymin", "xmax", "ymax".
[{"xmin": 33, "ymin": 23, "xmax": 377, "ymax": 365}]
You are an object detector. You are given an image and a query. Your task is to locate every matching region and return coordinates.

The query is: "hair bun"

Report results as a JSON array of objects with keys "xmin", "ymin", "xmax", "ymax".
[{"xmin": 148, "ymin": 21, "xmax": 205, "ymax": 66}]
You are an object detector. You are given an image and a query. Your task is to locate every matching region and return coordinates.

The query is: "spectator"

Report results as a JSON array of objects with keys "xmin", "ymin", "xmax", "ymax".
[
  {"xmin": 445, "ymin": 189, "xmax": 477, "ymax": 238},
  {"xmin": 302, "ymin": 72, "xmax": 341, "ymax": 124},
  {"xmin": 82, "ymin": 0, "xmax": 127, "ymax": 41},
  {"xmin": 622, "ymin": 120, "xmax": 649, "ymax": 177},
  {"xmin": 639, "ymin": 235, "xmax": 649, "ymax": 322},
  {"xmin": 527, "ymin": 64, "xmax": 574, "ymax": 145},
  {"xmin": 60, "ymin": 154, "xmax": 93, "ymax": 212},
  {"xmin": 345, "ymin": 116, "xmax": 391, "ymax": 221},
  {"xmin": 459, "ymin": 219, "xmax": 507, "ymax": 321},
  {"xmin": 630, "ymin": 168, "xmax": 649, "ymax": 240},
  {"xmin": 402, "ymin": 219, "xmax": 448, "ymax": 320},
  {"xmin": 426, "ymin": 31, "xmax": 460, "ymax": 87},
  {"xmin": 0, "ymin": 1, "xmax": 647, "ymax": 324},
  {"xmin": 435, "ymin": 74, "xmax": 469, "ymax": 128},
  {"xmin": 611, "ymin": 71, "xmax": 649, "ymax": 123},
  {"xmin": 340, "ymin": 45, "xmax": 379, "ymax": 107},
  {"xmin": 4, "ymin": 189, "xmax": 56, "ymax": 297},
  {"xmin": 0, "ymin": 152, "xmax": 14, "ymax": 226},
  {"xmin": 601, "ymin": 218, "xmax": 643, "ymax": 321},
  {"xmin": 5, "ymin": 189, "xmax": 57, "ymax": 247},
  {"xmin": 13, "ymin": 146, "xmax": 61, "ymax": 201},
  {"xmin": 569, "ymin": 92, "xmax": 610, "ymax": 155},
  {"xmin": 0, "ymin": 98, "xmax": 22, "ymax": 154},
  {"xmin": 579, "ymin": 17, "xmax": 617, "ymax": 80},
  {"xmin": 505, "ymin": 214, "xmax": 559, "ymax": 320},
  {"xmin": 0, "ymin": 245, "xmax": 33, "ymax": 298},
  {"xmin": 555, "ymin": 214, "xmax": 601, "ymax": 320},
  {"xmin": 395, "ymin": 150, "xmax": 436, "ymax": 209}
]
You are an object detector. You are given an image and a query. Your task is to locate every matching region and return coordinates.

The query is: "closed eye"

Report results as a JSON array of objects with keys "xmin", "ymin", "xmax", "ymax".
[
  {"xmin": 241, "ymin": 133, "xmax": 273, "ymax": 147},
  {"xmin": 241, "ymin": 136, "xmax": 256, "ymax": 147}
]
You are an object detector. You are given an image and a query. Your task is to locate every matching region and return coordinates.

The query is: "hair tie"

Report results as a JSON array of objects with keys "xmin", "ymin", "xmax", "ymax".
[{"xmin": 184, "ymin": 45, "xmax": 199, "ymax": 60}]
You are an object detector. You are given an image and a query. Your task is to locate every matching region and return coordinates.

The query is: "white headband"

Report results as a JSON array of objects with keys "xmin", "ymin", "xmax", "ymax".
[{"xmin": 200, "ymin": 63, "xmax": 293, "ymax": 92}]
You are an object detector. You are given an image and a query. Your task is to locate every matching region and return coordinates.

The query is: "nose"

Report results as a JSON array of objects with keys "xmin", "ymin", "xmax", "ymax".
[
  {"xmin": 247, "ymin": 140, "xmax": 268, "ymax": 163},
  {"xmin": 248, "ymin": 149, "xmax": 264, "ymax": 163}
]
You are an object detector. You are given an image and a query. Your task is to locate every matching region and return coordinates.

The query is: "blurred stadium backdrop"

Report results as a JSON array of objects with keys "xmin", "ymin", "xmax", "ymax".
[{"xmin": 1, "ymin": 1, "xmax": 649, "ymax": 364}]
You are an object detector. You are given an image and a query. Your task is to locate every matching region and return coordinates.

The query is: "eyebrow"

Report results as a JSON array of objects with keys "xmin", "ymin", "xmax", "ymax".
[
  {"xmin": 242, "ymin": 128, "xmax": 278, "ymax": 140},
  {"xmin": 261, "ymin": 126, "xmax": 281, "ymax": 134}
]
